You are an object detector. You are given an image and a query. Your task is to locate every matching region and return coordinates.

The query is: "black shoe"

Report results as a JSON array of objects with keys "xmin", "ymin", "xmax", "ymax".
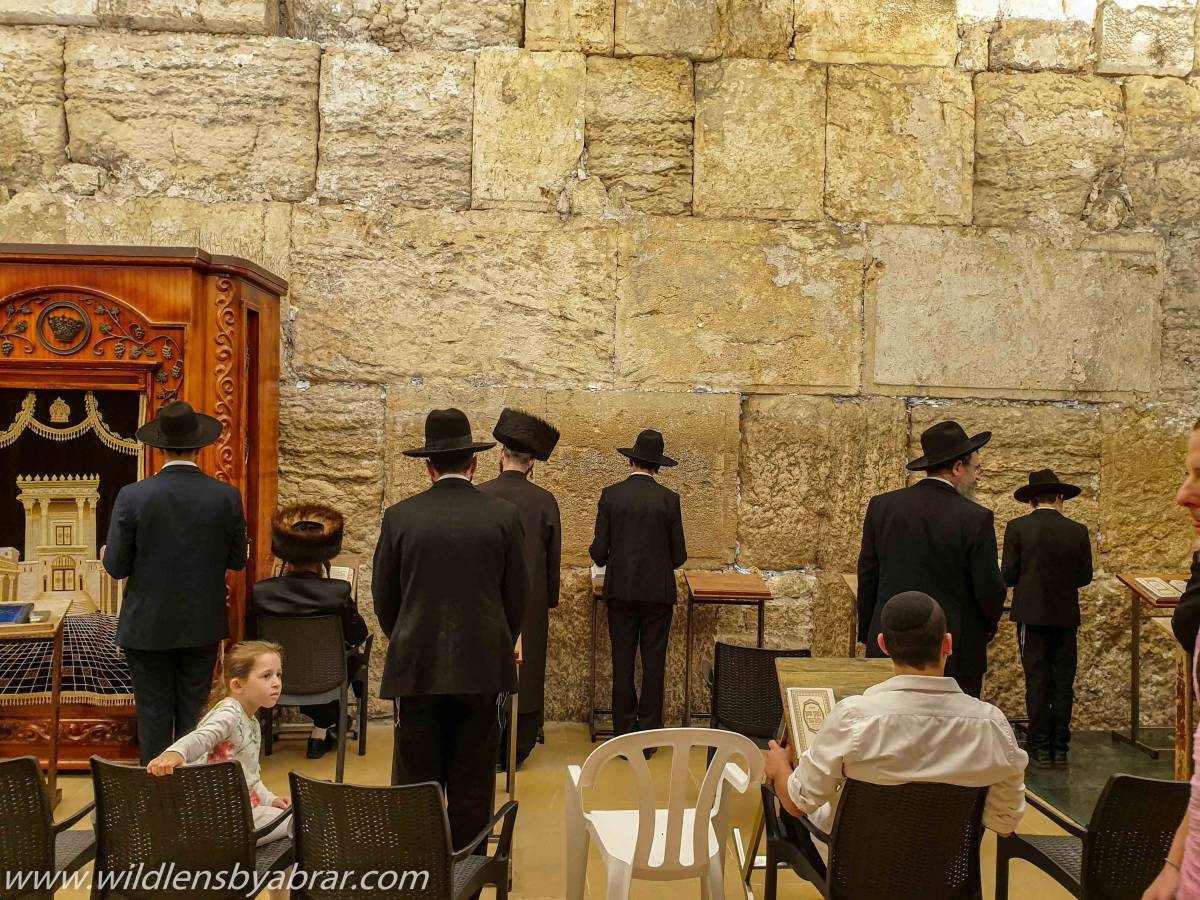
[
  {"xmin": 1031, "ymin": 749, "xmax": 1054, "ymax": 768},
  {"xmin": 306, "ymin": 730, "xmax": 336, "ymax": 760},
  {"xmin": 1054, "ymin": 751, "xmax": 1069, "ymax": 768}
]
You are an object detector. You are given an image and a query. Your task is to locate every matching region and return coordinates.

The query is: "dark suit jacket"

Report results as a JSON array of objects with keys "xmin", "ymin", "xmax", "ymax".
[
  {"xmin": 857, "ymin": 478, "xmax": 1005, "ymax": 676},
  {"xmin": 1171, "ymin": 553, "xmax": 1200, "ymax": 654},
  {"xmin": 477, "ymin": 470, "xmax": 561, "ymax": 711},
  {"xmin": 1002, "ymin": 509, "xmax": 1093, "ymax": 628},
  {"xmin": 589, "ymin": 474, "xmax": 687, "ymax": 606},
  {"xmin": 103, "ymin": 464, "xmax": 247, "ymax": 651},
  {"xmin": 371, "ymin": 477, "xmax": 528, "ymax": 698},
  {"xmin": 249, "ymin": 571, "xmax": 369, "ymax": 647}
]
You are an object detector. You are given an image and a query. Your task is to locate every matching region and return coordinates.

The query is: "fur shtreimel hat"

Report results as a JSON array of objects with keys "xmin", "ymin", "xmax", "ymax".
[
  {"xmin": 493, "ymin": 408, "xmax": 560, "ymax": 462},
  {"xmin": 271, "ymin": 503, "xmax": 344, "ymax": 565}
]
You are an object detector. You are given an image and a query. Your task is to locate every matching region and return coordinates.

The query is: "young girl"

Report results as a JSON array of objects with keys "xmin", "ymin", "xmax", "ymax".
[{"xmin": 147, "ymin": 640, "xmax": 291, "ymax": 844}]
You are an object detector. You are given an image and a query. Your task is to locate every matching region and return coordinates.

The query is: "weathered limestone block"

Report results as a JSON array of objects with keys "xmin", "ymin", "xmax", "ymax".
[
  {"xmin": 544, "ymin": 567, "xmax": 595, "ymax": 722},
  {"xmin": 526, "ymin": 0, "xmax": 614, "ymax": 52},
  {"xmin": 584, "ymin": 56, "xmax": 693, "ymax": 215},
  {"xmin": 738, "ymin": 396, "xmax": 909, "ymax": 572},
  {"xmin": 956, "ymin": 17, "xmax": 994, "ymax": 72},
  {"xmin": 617, "ymin": 218, "xmax": 865, "ymax": 392},
  {"xmin": 793, "ymin": 0, "xmax": 959, "ymax": 66},
  {"xmin": 974, "ymin": 73, "xmax": 1125, "ymax": 227},
  {"xmin": 278, "ymin": 382, "xmax": 386, "ymax": 556},
  {"xmin": 289, "ymin": 205, "xmax": 617, "ymax": 386},
  {"xmin": 288, "ymin": 0, "xmax": 521, "ymax": 49},
  {"xmin": 1161, "ymin": 230, "xmax": 1200, "ymax": 401},
  {"xmin": 1097, "ymin": 0, "xmax": 1196, "ymax": 76},
  {"xmin": 0, "ymin": 0, "xmax": 97, "ymax": 25},
  {"xmin": 0, "ymin": 192, "xmax": 68, "ymax": 242},
  {"xmin": 693, "ymin": 59, "xmax": 824, "ymax": 221},
  {"xmin": 317, "ymin": 48, "xmax": 473, "ymax": 209},
  {"xmin": 812, "ymin": 571, "xmax": 859, "ymax": 657},
  {"xmin": 1124, "ymin": 75, "xmax": 1200, "ymax": 227},
  {"xmin": 471, "ymin": 50, "xmax": 585, "ymax": 211},
  {"xmin": 0, "ymin": 27, "xmax": 66, "ymax": 193},
  {"xmin": 64, "ymin": 33, "xmax": 319, "ymax": 202},
  {"xmin": 988, "ymin": 18, "xmax": 1093, "ymax": 71},
  {"xmin": 615, "ymin": 0, "xmax": 792, "ymax": 60},
  {"xmin": 825, "ymin": 65, "xmax": 973, "ymax": 225},
  {"xmin": 1100, "ymin": 405, "xmax": 1197, "ymax": 573},
  {"xmin": 282, "ymin": 0, "xmax": 373, "ymax": 42},
  {"xmin": 868, "ymin": 227, "xmax": 1163, "ymax": 399},
  {"xmin": 382, "ymin": 385, "xmax": 741, "ymax": 567},
  {"xmin": 95, "ymin": 0, "xmax": 277, "ymax": 33}
]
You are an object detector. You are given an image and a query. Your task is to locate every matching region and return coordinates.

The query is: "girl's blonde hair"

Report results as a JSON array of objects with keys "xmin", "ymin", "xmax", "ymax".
[{"xmin": 213, "ymin": 640, "xmax": 282, "ymax": 706}]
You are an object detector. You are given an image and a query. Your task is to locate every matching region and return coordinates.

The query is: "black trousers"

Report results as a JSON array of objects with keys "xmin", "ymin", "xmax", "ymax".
[
  {"xmin": 608, "ymin": 601, "xmax": 673, "ymax": 735},
  {"xmin": 123, "ymin": 644, "xmax": 220, "ymax": 765},
  {"xmin": 1019, "ymin": 624, "xmax": 1077, "ymax": 754},
  {"xmin": 392, "ymin": 694, "xmax": 500, "ymax": 853},
  {"xmin": 498, "ymin": 709, "xmax": 541, "ymax": 764}
]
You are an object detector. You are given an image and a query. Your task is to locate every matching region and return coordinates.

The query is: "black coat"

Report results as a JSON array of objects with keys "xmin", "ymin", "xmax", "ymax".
[
  {"xmin": 589, "ymin": 474, "xmax": 687, "ymax": 606},
  {"xmin": 1171, "ymin": 553, "xmax": 1200, "ymax": 654},
  {"xmin": 477, "ymin": 470, "xmax": 561, "ymax": 713},
  {"xmin": 372, "ymin": 477, "xmax": 528, "ymax": 698},
  {"xmin": 1002, "ymin": 509, "xmax": 1093, "ymax": 628},
  {"xmin": 103, "ymin": 465, "xmax": 247, "ymax": 651},
  {"xmin": 249, "ymin": 571, "xmax": 369, "ymax": 647},
  {"xmin": 857, "ymin": 478, "xmax": 1006, "ymax": 676}
]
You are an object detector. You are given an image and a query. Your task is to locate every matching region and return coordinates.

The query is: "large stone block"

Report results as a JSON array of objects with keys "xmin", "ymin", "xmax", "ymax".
[
  {"xmin": 738, "ymin": 396, "xmax": 909, "ymax": 572},
  {"xmin": 543, "ymin": 567, "xmax": 594, "ymax": 721},
  {"xmin": 693, "ymin": 59, "xmax": 825, "ymax": 221},
  {"xmin": 526, "ymin": 0, "xmax": 614, "ymax": 52},
  {"xmin": 1099, "ymin": 405, "xmax": 1197, "ymax": 573},
  {"xmin": 825, "ymin": 65, "xmax": 973, "ymax": 225},
  {"xmin": 0, "ymin": 0, "xmax": 97, "ymax": 25},
  {"xmin": 1161, "ymin": 230, "xmax": 1200, "ymax": 401},
  {"xmin": 974, "ymin": 73, "xmax": 1125, "ymax": 227},
  {"xmin": 1124, "ymin": 75, "xmax": 1200, "ymax": 227},
  {"xmin": 584, "ymin": 56, "xmax": 693, "ymax": 215},
  {"xmin": 289, "ymin": 205, "xmax": 617, "ymax": 386},
  {"xmin": 471, "ymin": 50, "xmax": 586, "ymax": 211},
  {"xmin": 616, "ymin": 218, "xmax": 865, "ymax": 392},
  {"xmin": 868, "ymin": 227, "xmax": 1163, "ymax": 399},
  {"xmin": 64, "ymin": 33, "xmax": 319, "ymax": 202},
  {"xmin": 1097, "ymin": 0, "xmax": 1196, "ymax": 76},
  {"xmin": 382, "ymin": 386, "xmax": 741, "ymax": 567},
  {"xmin": 287, "ymin": 0, "xmax": 521, "ymax": 49},
  {"xmin": 793, "ymin": 0, "xmax": 959, "ymax": 66},
  {"xmin": 95, "ymin": 0, "xmax": 277, "ymax": 33},
  {"xmin": 614, "ymin": 0, "xmax": 792, "ymax": 60},
  {"xmin": 0, "ymin": 191, "xmax": 68, "ymax": 243},
  {"xmin": 0, "ymin": 27, "xmax": 67, "ymax": 193},
  {"xmin": 317, "ymin": 48, "xmax": 473, "ymax": 209},
  {"xmin": 988, "ymin": 18, "xmax": 1093, "ymax": 72}
]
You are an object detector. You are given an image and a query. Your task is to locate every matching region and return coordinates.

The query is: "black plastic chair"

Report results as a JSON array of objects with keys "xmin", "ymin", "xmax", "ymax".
[
  {"xmin": 289, "ymin": 772, "xmax": 517, "ymax": 899},
  {"xmin": 0, "ymin": 756, "xmax": 95, "ymax": 900},
  {"xmin": 762, "ymin": 780, "xmax": 987, "ymax": 899},
  {"xmin": 90, "ymin": 756, "xmax": 293, "ymax": 899},
  {"xmin": 706, "ymin": 642, "xmax": 810, "ymax": 765},
  {"xmin": 996, "ymin": 773, "xmax": 1190, "ymax": 899},
  {"xmin": 258, "ymin": 613, "xmax": 372, "ymax": 783}
]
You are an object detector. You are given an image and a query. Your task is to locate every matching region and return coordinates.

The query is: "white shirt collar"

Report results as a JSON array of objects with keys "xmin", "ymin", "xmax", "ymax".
[
  {"xmin": 865, "ymin": 674, "xmax": 963, "ymax": 696},
  {"xmin": 436, "ymin": 473, "xmax": 471, "ymax": 482},
  {"xmin": 629, "ymin": 472, "xmax": 654, "ymax": 478},
  {"xmin": 1033, "ymin": 506, "xmax": 1058, "ymax": 513},
  {"xmin": 162, "ymin": 460, "xmax": 199, "ymax": 469}
]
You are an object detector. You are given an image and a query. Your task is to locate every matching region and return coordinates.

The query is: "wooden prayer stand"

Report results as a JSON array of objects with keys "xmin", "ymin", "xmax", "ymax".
[{"xmin": 587, "ymin": 575, "xmax": 611, "ymax": 741}]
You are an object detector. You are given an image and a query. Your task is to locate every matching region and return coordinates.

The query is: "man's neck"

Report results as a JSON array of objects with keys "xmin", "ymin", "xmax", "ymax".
[
  {"xmin": 500, "ymin": 465, "xmax": 533, "ymax": 476},
  {"xmin": 892, "ymin": 664, "xmax": 946, "ymax": 678}
]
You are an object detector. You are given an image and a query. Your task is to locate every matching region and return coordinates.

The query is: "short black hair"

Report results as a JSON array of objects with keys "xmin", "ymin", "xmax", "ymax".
[
  {"xmin": 430, "ymin": 449, "xmax": 475, "ymax": 476},
  {"xmin": 928, "ymin": 451, "xmax": 974, "ymax": 478},
  {"xmin": 881, "ymin": 592, "xmax": 947, "ymax": 669},
  {"xmin": 631, "ymin": 461, "xmax": 660, "ymax": 475},
  {"xmin": 1030, "ymin": 493, "xmax": 1063, "ymax": 507}
]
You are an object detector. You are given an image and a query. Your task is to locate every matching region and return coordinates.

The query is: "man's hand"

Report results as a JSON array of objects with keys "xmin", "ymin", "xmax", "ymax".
[
  {"xmin": 514, "ymin": 635, "xmax": 523, "ymax": 666},
  {"xmin": 765, "ymin": 739, "xmax": 792, "ymax": 781},
  {"xmin": 271, "ymin": 796, "xmax": 292, "ymax": 810},
  {"xmin": 147, "ymin": 751, "xmax": 185, "ymax": 777},
  {"xmin": 1142, "ymin": 864, "xmax": 1179, "ymax": 900}
]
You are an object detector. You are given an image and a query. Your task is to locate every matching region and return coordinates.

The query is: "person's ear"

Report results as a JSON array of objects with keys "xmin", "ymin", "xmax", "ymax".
[
  {"xmin": 943, "ymin": 632, "xmax": 953, "ymax": 656},
  {"xmin": 876, "ymin": 633, "xmax": 888, "ymax": 656},
  {"xmin": 426, "ymin": 460, "xmax": 437, "ymax": 482},
  {"xmin": 468, "ymin": 456, "xmax": 478, "ymax": 478}
]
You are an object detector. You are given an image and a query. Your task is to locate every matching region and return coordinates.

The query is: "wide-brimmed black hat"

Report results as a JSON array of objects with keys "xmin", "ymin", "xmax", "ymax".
[
  {"xmin": 402, "ymin": 408, "xmax": 495, "ymax": 458},
  {"xmin": 493, "ymin": 408, "xmax": 560, "ymax": 462},
  {"xmin": 272, "ymin": 503, "xmax": 344, "ymax": 564},
  {"xmin": 1014, "ymin": 469, "xmax": 1081, "ymax": 504},
  {"xmin": 135, "ymin": 400, "xmax": 222, "ymax": 450},
  {"xmin": 907, "ymin": 420, "xmax": 992, "ymax": 472},
  {"xmin": 618, "ymin": 429, "xmax": 677, "ymax": 468}
]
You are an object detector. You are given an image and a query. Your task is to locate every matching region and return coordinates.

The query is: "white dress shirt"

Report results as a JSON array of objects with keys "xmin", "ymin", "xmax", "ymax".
[{"xmin": 788, "ymin": 674, "xmax": 1027, "ymax": 837}]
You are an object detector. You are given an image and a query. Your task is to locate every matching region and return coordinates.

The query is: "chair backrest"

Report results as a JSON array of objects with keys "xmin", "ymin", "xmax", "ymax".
[
  {"xmin": 576, "ymin": 727, "xmax": 763, "ymax": 874},
  {"xmin": 91, "ymin": 756, "xmax": 257, "ymax": 899},
  {"xmin": 257, "ymin": 614, "xmax": 347, "ymax": 697},
  {"xmin": 826, "ymin": 780, "xmax": 987, "ymax": 900},
  {"xmin": 712, "ymin": 642, "xmax": 812, "ymax": 738},
  {"xmin": 289, "ymin": 773, "xmax": 454, "ymax": 899},
  {"xmin": 1083, "ymin": 773, "xmax": 1192, "ymax": 900},
  {"xmin": 0, "ymin": 757, "xmax": 54, "ymax": 896}
]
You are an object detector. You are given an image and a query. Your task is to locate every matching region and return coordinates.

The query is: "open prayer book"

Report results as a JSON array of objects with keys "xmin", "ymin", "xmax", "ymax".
[
  {"xmin": 1135, "ymin": 577, "xmax": 1182, "ymax": 605},
  {"xmin": 783, "ymin": 687, "xmax": 836, "ymax": 763}
]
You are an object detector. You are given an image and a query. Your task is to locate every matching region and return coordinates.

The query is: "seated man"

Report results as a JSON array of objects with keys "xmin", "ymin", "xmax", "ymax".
[{"xmin": 765, "ymin": 591, "xmax": 1027, "ymax": 870}]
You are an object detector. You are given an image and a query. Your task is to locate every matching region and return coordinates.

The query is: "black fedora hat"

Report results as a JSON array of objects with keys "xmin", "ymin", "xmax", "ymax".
[
  {"xmin": 493, "ymin": 408, "xmax": 560, "ymax": 462},
  {"xmin": 907, "ymin": 420, "xmax": 992, "ymax": 472},
  {"xmin": 402, "ymin": 408, "xmax": 495, "ymax": 458},
  {"xmin": 618, "ymin": 429, "xmax": 677, "ymax": 468},
  {"xmin": 272, "ymin": 503, "xmax": 344, "ymax": 565},
  {"xmin": 135, "ymin": 400, "xmax": 222, "ymax": 450},
  {"xmin": 1014, "ymin": 468, "xmax": 1081, "ymax": 504}
]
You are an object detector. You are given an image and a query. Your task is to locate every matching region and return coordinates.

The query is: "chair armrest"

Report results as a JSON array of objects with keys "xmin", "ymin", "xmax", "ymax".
[
  {"xmin": 53, "ymin": 800, "xmax": 96, "ymax": 834},
  {"xmin": 453, "ymin": 800, "xmax": 518, "ymax": 861},
  {"xmin": 251, "ymin": 806, "xmax": 294, "ymax": 843},
  {"xmin": 1023, "ymin": 791, "xmax": 1086, "ymax": 839},
  {"xmin": 566, "ymin": 764, "xmax": 582, "ymax": 790},
  {"xmin": 762, "ymin": 783, "xmax": 829, "ymax": 844},
  {"xmin": 722, "ymin": 761, "xmax": 752, "ymax": 794}
]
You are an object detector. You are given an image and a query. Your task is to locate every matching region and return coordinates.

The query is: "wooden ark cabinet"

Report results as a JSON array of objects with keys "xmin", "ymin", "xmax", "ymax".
[{"xmin": 0, "ymin": 244, "xmax": 283, "ymax": 767}]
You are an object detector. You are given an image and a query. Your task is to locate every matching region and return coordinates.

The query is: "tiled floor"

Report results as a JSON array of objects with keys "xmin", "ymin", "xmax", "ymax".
[{"xmin": 54, "ymin": 722, "xmax": 1075, "ymax": 898}]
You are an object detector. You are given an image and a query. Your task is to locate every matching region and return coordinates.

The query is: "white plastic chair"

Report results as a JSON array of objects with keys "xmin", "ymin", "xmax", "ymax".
[{"xmin": 565, "ymin": 727, "xmax": 764, "ymax": 900}]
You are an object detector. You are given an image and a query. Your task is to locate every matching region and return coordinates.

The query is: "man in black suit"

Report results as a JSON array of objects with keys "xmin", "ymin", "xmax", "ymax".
[
  {"xmin": 372, "ymin": 408, "xmax": 527, "ymax": 856},
  {"xmin": 590, "ymin": 429, "xmax": 687, "ymax": 738},
  {"xmin": 102, "ymin": 401, "xmax": 247, "ymax": 764},
  {"xmin": 1003, "ymin": 469, "xmax": 1093, "ymax": 768},
  {"xmin": 249, "ymin": 503, "xmax": 369, "ymax": 759},
  {"xmin": 857, "ymin": 420, "xmax": 1006, "ymax": 698},
  {"xmin": 478, "ymin": 408, "xmax": 562, "ymax": 768}
]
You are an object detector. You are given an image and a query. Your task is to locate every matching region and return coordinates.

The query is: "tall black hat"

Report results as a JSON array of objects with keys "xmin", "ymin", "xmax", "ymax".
[
  {"xmin": 135, "ymin": 400, "xmax": 222, "ymax": 450},
  {"xmin": 271, "ymin": 503, "xmax": 344, "ymax": 564},
  {"xmin": 493, "ymin": 408, "xmax": 560, "ymax": 462},
  {"xmin": 907, "ymin": 420, "xmax": 991, "ymax": 472},
  {"xmin": 1014, "ymin": 469, "xmax": 1081, "ymax": 503},
  {"xmin": 618, "ymin": 429, "xmax": 677, "ymax": 468},
  {"xmin": 402, "ymin": 408, "xmax": 495, "ymax": 458}
]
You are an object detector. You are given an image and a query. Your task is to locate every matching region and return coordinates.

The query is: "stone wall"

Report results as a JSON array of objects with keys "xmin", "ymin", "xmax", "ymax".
[{"xmin": 2, "ymin": 0, "xmax": 1198, "ymax": 729}]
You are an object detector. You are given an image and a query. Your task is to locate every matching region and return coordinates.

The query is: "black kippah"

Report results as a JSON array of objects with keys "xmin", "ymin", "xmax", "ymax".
[{"xmin": 881, "ymin": 591, "xmax": 936, "ymax": 632}]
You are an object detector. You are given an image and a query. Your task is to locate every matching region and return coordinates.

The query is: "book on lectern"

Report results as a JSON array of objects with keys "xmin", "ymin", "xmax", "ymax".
[{"xmin": 1135, "ymin": 577, "xmax": 1182, "ymax": 605}]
